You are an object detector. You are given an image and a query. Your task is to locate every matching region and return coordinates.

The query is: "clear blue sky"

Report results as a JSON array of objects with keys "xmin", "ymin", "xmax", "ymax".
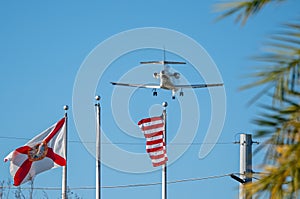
[{"xmin": 1, "ymin": 1, "xmax": 299, "ymax": 198}]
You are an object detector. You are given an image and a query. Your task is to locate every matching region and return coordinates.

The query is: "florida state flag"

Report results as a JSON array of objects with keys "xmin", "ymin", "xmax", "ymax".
[{"xmin": 4, "ymin": 118, "xmax": 66, "ymax": 186}]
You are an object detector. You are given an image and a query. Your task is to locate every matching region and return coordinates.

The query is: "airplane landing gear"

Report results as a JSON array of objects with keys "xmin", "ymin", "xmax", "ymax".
[
  {"xmin": 152, "ymin": 89, "xmax": 158, "ymax": 96},
  {"xmin": 179, "ymin": 91, "xmax": 184, "ymax": 96},
  {"xmin": 172, "ymin": 89, "xmax": 176, "ymax": 99}
]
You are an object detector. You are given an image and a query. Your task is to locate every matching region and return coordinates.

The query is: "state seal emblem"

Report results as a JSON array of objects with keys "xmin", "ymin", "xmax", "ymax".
[{"xmin": 28, "ymin": 141, "xmax": 48, "ymax": 161}]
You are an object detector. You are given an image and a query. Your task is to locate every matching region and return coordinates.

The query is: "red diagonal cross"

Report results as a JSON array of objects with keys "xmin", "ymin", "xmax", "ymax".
[{"xmin": 13, "ymin": 118, "xmax": 66, "ymax": 186}]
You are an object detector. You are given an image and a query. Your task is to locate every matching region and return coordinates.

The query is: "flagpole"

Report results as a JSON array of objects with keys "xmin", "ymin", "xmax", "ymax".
[
  {"xmin": 162, "ymin": 102, "xmax": 168, "ymax": 199},
  {"xmin": 62, "ymin": 105, "xmax": 68, "ymax": 199},
  {"xmin": 95, "ymin": 96, "xmax": 101, "ymax": 199},
  {"xmin": 29, "ymin": 178, "xmax": 34, "ymax": 199}
]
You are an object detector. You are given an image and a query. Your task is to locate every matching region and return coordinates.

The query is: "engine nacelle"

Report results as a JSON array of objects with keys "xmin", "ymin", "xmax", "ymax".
[
  {"xmin": 153, "ymin": 72, "xmax": 159, "ymax": 79},
  {"xmin": 174, "ymin": 72, "xmax": 180, "ymax": 79}
]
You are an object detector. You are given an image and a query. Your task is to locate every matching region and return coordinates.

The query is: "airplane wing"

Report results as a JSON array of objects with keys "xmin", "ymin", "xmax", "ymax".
[
  {"xmin": 174, "ymin": 83, "xmax": 223, "ymax": 89},
  {"xmin": 111, "ymin": 82, "xmax": 161, "ymax": 89}
]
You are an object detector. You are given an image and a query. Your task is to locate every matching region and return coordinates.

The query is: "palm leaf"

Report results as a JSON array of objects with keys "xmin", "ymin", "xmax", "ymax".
[
  {"xmin": 240, "ymin": 20, "xmax": 300, "ymax": 102},
  {"xmin": 215, "ymin": 1, "xmax": 300, "ymax": 198},
  {"xmin": 215, "ymin": 0, "xmax": 286, "ymax": 25}
]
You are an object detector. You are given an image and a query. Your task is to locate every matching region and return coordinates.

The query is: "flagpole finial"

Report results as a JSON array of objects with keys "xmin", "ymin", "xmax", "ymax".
[
  {"xmin": 95, "ymin": 95, "xmax": 101, "ymax": 101},
  {"xmin": 162, "ymin": 102, "xmax": 168, "ymax": 108},
  {"xmin": 63, "ymin": 105, "xmax": 69, "ymax": 111}
]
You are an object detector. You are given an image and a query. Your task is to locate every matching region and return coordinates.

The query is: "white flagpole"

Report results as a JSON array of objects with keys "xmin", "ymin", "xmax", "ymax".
[
  {"xmin": 29, "ymin": 178, "xmax": 34, "ymax": 199},
  {"xmin": 95, "ymin": 96, "xmax": 101, "ymax": 199},
  {"xmin": 162, "ymin": 102, "xmax": 168, "ymax": 199},
  {"xmin": 62, "ymin": 105, "xmax": 68, "ymax": 199}
]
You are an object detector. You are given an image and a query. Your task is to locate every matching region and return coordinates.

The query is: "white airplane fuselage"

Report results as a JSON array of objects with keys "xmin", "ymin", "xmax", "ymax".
[
  {"xmin": 155, "ymin": 69, "xmax": 179, "ymax": 98},
  {"xmin": 160, "ymin": 72, "xmax": 176, "ymax": 89}
]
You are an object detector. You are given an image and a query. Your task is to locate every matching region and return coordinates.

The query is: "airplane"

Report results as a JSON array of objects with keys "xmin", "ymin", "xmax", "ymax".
[{"xmin": 111, "ymin": 59, "xmax": 223, "ymax": 99}]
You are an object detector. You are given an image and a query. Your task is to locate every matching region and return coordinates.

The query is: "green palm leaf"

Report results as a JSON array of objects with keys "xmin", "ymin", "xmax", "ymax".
[
  {"xmin": 215, "ymin": 0, "xmax": 286, "ymax": 24},
  {"xmin": 240, "ymin": 21, "xmax": 300, "ymax": 102},
  {"xmin": 215, "ymin": 1, "xmax": 300, "ymax": 198}
]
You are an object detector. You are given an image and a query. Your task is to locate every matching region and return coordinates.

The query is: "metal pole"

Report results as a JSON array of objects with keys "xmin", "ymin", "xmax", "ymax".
[
  {"xmin": 62, "ymin": 105, "xmax": 68, "ymax": 199},
  {"xmin": 239, "ymin": 134, "xmax": 252, "ymax": 199},
  {"xmin": 29, "ymin": 178, "xmax": 33, "ymax": 199},
  {"xmin": 162, "ymin": 102, "xmax": 168, "ymax": 199},
  {"xmin": 95, "ymin": 96, "xmax": 101, "ymax": 199}
]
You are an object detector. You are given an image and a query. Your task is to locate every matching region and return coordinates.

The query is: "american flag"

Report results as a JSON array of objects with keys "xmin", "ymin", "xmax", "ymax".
[{"xmin": 138, "ymin": 116, "xmax": 168, "ymax": 167}]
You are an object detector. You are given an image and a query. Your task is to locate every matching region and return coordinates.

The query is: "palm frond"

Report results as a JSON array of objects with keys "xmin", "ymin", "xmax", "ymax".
[
  {"xmin": 215, "ymin": 0, "xmax": 286, "ymax": 25},
  {"xmin": 252, "ymin": 98, "xmax": 300, "ymax": 146},
  {"xmin": 241, "ymin": 20, "xmax": 300, "ymax": 102},
  {"xmin": 214, "ymin": 1, "xmax": 300, "ymax": 198}
]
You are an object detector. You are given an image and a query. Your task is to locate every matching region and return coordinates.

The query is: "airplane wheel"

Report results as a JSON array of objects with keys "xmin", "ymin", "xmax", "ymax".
[
  {"xmin": 172, "ymin": 96, "xmax": 175, "ymax": 100},
  {"xmin": 179, "ymin": 92, "xmax": 184, "ymax": 96},
  {"xmin": 153, "ymin": 91, "xmax": 157, "ymax": 96}
]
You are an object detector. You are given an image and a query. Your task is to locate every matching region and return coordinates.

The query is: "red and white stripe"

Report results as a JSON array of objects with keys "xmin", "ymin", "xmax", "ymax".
[{"xmin": 138, "ymin": 116, "xmax": 168, "ymax": 167}]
